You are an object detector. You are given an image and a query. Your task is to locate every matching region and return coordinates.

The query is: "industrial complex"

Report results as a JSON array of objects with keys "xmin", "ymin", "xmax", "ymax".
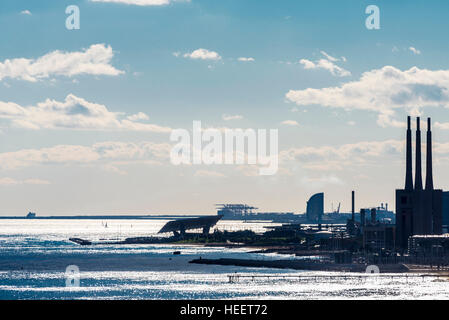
[
  {"xmin": 207, "ymin": 117, "xmax": 449, "ymax": 267},
  {"xmin": 396, "ymin": 117, "xmax": 443, "ymax": 248},
  {"xmin": 69, "ymin": 116, "xmax": 449, "ymax": 272}
]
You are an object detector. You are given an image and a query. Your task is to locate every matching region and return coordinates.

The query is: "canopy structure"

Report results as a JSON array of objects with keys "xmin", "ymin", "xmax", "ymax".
[{"xmin": 158, "ymin": 215, "xmax": 223, "ymax": 236}]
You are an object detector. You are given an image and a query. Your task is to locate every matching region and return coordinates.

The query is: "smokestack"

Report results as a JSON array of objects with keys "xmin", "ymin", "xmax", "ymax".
[
  {"xmin": 415, "ymin": 117, "xmax": 423, "ymax": 190},
  {"xmin": 425, "ymin": 117, "xmax": 434, "ymax": 190},
  {"xmin": 405, "ymin": 116, "xmax": 413, "ymax": 190},
  {"xmin": 351, "ymin": 191, "xmax": 355, "ymax": 221}
]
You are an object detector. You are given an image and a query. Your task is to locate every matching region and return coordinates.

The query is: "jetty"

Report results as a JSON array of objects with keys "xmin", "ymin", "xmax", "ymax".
[
  {"xmin": 189, "ymin": 258, "xmax": 409, "ymax": 273},
  {"xmin": 226, "ymin": 273, "xmax": 449, "ymax": 283}
]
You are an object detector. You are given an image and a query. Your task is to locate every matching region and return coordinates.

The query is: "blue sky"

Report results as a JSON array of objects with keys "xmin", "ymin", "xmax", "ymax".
[{"xmin": 1, "ymin": 0, "xmax": 449, "ymax": 215}]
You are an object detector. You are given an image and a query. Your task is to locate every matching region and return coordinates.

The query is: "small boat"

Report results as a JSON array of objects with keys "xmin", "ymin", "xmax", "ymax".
[{"xmin": 173, "ymin": 251, "xmax": 181, "ymax": 255}]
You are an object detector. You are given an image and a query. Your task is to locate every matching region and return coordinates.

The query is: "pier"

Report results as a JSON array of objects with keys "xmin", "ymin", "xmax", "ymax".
[{"xmin": 190, "ymin": 258, "xmax": 409, "ymax": 273}]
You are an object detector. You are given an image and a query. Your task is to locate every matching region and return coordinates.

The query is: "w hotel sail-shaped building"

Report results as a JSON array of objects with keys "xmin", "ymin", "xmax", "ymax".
[
  {"xmin": 396, "ymin": 117, "xmax": 443, "ymax": 249},
  {"xmin": 306, "ymin": 192, "xmax": 324, "ymax": 223}
]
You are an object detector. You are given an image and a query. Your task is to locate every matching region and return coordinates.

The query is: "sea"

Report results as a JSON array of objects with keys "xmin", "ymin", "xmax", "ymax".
[{"xmin": 0, "ymin": 218, "xmax": 448, "ymax": 300}]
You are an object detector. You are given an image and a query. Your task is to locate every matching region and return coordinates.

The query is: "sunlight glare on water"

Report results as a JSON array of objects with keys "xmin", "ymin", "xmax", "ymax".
[{"xmin": 1, "ymin": 219, "xmax": 449, "ymax": 300}]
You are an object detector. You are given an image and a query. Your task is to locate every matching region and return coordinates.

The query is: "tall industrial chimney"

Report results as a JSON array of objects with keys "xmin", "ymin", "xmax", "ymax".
[
  {"xmin": 425, "ymin": 117, "xmax": 434, "ymax": 190},
  {"xmin": 405, "ymin": 116, "xmax": 413, "ymax": 190},
  {"xmin": 415, "ymin": 117, "xmax": 423, "ymax": 190}
]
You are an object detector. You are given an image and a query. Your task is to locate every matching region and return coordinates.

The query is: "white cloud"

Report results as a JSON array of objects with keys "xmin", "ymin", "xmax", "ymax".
[
  {"xmin": 409, "ymin": 47, "xmax": 421, "ymax": 55},
  {"xmin": 238, "ymin": 57, "xmax": 255, "ymax": 62},
  {"xmin": 320, "ymin": 51, "xmax": 338, "ymax": 62},
  {"xmin": 0, "ymin": 44, "xmax": 123, "ymax": 82},
  {"xmin": 315, "ymin": 59, "xmax": 350, "ymax": 77},
  {"xmin": 222, "ymin": 114, "xmax": 243, "ymax": 121},
  {"xmin": 286, "ymin": 65, "xmax": 449, "ymax": 127},
  {"xmin": 281, "ymin": 120, "xmax": 299, "ymax": 126},
  {"xmin": 299, "ymin": 59, "xmax": 316, "ymax": 69},
  {"xmin": 183, "ymin": 49, "xmax": 221, "ymax": 61},
  {"xmin": 20, "ymin": 10, "xmax": 32, "ymax": 15},
  {"xmin": 299, "ymin": 51, "xmax": 350, "ymax": 77},
  {"xmin": 0, "ymin": 94, "xmax": 171, "ymax": 132}
]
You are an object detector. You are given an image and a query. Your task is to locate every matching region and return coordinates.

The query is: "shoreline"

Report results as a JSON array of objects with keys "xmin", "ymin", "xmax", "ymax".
[{"xmin": 66, "ymin": 240, "xmax": 449, "ymax": 274}]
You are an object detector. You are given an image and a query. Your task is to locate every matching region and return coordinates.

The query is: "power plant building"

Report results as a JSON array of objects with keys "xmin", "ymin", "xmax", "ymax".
[
  {"xmin": 442, "ymin": 192, "xmax": 449, "ymax": 231},
  {"xmin": 396, "ymin": 117, "xmax": 443, "ymax": 249}
]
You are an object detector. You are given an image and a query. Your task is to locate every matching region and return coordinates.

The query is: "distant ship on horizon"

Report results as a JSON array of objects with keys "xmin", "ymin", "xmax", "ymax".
[{"xmin": 26, "ymin": 212, "xmax": 36, "ymax": 219}]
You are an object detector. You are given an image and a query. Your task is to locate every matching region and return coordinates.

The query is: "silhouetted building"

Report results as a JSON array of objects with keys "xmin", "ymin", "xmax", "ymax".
[
  {"xmin": 159, "ymin": 215, "xmax": 223, "ymax": 236},
  {"xmin": 408, "ymin": 234, "xmax": 449, "ymax": 256},
  {"xmin": 216, "ymin": 204, "xmax": 298, "ymax": 222},
  {"xmin": 362, "ymin": 208, "xmax": 396, "ymax": 251},
  {"xmin": 216, "ymin": 204, "xmax": 258, "ymax": 217},
  {"xmin": 306, "ymin": 192, "xmax": 324, "ymax": 222},
  {"xmin": 442, "ymin": 192, "xmax": 449, "ymax": 231},
  {"xmin": 396, "ymin": 117, "xmax": 443, "ymax": 249}
]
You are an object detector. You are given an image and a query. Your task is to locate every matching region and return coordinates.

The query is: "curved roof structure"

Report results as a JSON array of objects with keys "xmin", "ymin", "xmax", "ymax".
[{"xmin": 158, "ymin": 215, "xmax": 223, "ymax": 234}]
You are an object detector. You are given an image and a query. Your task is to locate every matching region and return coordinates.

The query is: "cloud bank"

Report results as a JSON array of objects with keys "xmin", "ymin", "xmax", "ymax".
[
  {"xmin": 0, "ymin": 178, "xmax": 50, "ymax": 186},
  {"xmin": 0, "ymin": 44, "xmax": 123, "ymax": 82},
  {"xmin": 286, "ymin": 66, "xmax": 449, "ymax": 127},
  {"xmin": 0, "ymin": 141, "xmax": 171, "ymax": 171},
  {"xmin": 0, "ymin": 94, "xmax": 171, "ymax": 132}
]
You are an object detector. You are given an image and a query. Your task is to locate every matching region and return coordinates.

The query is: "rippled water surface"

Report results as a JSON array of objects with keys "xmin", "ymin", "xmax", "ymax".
[{"xmin": 0, "ymin": 219, "xmax": 448, "ymax": 300}]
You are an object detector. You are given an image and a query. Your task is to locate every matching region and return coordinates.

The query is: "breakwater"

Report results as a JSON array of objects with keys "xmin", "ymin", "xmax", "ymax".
[{"xmin": 189, "ymin": 258, "xmax": 410, "ymax": 273}]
